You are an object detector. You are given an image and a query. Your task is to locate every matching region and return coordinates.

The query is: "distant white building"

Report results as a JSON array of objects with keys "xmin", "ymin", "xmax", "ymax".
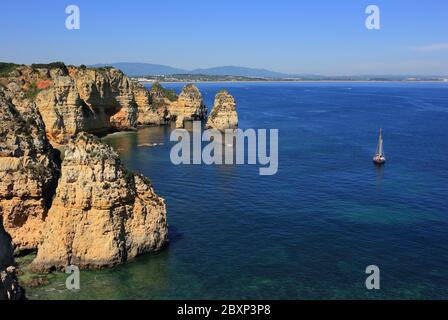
[{"xmin": 136, "ymin": 77, "xmax": 155, "ymax": 82}]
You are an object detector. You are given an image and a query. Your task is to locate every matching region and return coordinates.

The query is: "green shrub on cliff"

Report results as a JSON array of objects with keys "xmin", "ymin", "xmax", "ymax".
[
  {"xmin": 31, "ymin": 61, "xmax": 66, "ymax": 69},
  {"xmin": 151, "ymin": 82, "xmax": 178, "ymax": 102},
  {"xmin": 25, "ymin": 82, "xmax": 41, "ymax": 100},
  {"xmin": 31, "ymin": 62, "xmax": 68, "ymax": 74},
  {"xmin": 0, "ymin": 62, "xmax": 20, "ymax": 77},
  {"xmin": 123, "ymin": 168, "xmax": 136, "ymax": 185}
]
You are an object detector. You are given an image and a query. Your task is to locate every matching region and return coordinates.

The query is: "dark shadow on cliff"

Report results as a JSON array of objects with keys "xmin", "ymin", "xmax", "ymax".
[{"xmin": 44, "ymin": 148, "xmax": 62, "ymax": 211}]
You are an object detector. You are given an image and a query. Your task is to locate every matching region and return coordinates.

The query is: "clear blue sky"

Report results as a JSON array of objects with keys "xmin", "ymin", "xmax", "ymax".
[{"xmin": 1, "ymin": 0, "xmax": 447, "ymax": 75}]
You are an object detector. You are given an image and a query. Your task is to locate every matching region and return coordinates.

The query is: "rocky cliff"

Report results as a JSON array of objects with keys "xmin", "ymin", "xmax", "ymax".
[
  {"xmin": 1, "ymin": 64, "xmax": 139, "ymax": 145},
  {"xmin": 1, "ymin": 63, "xmax": 169, "ymax": 270},
  {"xmin": 0, "ymin": 218, "xmax": 25, "ymax": 300},
  {"xmin": 134, "ymin": 82, "xmax": 171, "ymax": 126},
  {"xmin": 0, "ymin": 64, "xmax": 235, "ymax": 269},
  {"xmin": 30, "ymin": 132, "xmax": 168, "ymax": 271},
  {"xmin": 206, "ymin": 90, "xmax": 238, "ymax": 131},
  {"xmin": 0, "ymin": 87, "xmax": 59, "ymax": 253},
  {"xmin": 1, "ymin": 64, "xmax": 215, "ymax": 137},
  {"xmin": 35, "ymin": 66, "xmax": 139, "ymax": 144},
  {"xmin": 168, "ymin": 84, "xmax": 207, "ymax": 128},
  {"xmin": 135, "ymin": 82, "xmax": 208, "ymax": 128},
  {"xmin": 71, "ymin": 67, "xmax": 138, "ymax": 132}
]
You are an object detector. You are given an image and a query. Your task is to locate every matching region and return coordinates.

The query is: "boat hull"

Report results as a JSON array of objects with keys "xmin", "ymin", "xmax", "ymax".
[{"xmin": 373, "ymin": 156, "xmax": 386, "ymax": 165}]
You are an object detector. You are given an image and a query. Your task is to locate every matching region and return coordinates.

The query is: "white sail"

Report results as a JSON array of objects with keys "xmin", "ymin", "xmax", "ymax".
[
  {"xmin": 373, "ymin": 128, "xmax": 386, "ymax": 164},
  {"xmin": 376, "ymin": 129, "xmax": 384, "ymax": 156}
]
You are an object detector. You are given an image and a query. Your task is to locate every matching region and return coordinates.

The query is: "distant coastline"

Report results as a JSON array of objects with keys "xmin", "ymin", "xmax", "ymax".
[
  {"xmin": 137, "ymin": 79, "xmax": 448, "ymax": 84},
  {"xmin": 134, "ymin": 74, "xmax": 448, "ymax": 84}
]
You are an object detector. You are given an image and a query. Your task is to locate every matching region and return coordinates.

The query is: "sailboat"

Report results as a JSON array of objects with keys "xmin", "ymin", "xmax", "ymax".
[{"xmin": 373, "ymin": 128, "xmax": 386, "ymax": 165}]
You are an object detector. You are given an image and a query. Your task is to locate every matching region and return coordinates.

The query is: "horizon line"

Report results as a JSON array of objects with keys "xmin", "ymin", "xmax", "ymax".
[{"xmin": 2, "ymin": 60, "xmax": 447, "ymax": 78}]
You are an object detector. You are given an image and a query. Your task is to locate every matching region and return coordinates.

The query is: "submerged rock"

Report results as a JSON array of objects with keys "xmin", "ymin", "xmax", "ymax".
[
  {"xmin": 206, "ymin": 90, "xmax": 238, "ymax": 131},
  {"xmin": 30, "ymin": 132, "xmax": 168, "ymax": 272}
]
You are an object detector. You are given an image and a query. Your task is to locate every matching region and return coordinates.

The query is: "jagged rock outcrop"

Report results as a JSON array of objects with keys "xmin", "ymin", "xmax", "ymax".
[
  {"xmin": 34, "ymin": 75, "xmax": 86, "ymax": 144},
  {"xmin": 136, "ymin": 82, "xmax": 208, "ymax": 128},
  {"xmin": 168, "ymin": 84, "xmax": 207, "ymax": 127},
  {"xmin": 1, "ymin": 64, "xmax": 139, "ymax": 145},
  {"xmin": 0, "ymin": 218, "xmax": 25, "ymax": 300},
  {"xmin": 34, "ymin": 67, "xmax": 139, "ymax": 144},
  {"xmin": 134, "ymin": 82, "xmax": 170, "ymax": 126},
  {"xmin": 1, "ymin": 64, "xmax": 213, "ymax": 141},
  {"xmin": 206, "ymin": 90, "xmax": 238, "ymax": 131},
  {"xmin": 0, "ymin": 87, "xmax": 59, "ymax": 252},
  {"xmin": 71, "ymin": 67, "xmax": 138, "ymax": 132},
  {"xmin": 30, "ymin": 132, "xmax": 168, "ymax": 272},
  {"xmin": 1, "ymin": 64, "xmax": 170, "ymax": 273},
  {"xmin": 175, "ymin": 115, "xmax": 185, "ymax": 128}
]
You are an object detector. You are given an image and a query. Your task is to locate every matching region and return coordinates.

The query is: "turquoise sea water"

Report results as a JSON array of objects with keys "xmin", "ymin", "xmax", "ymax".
[{"xmin": 25, "ymin": 82, "xmax": 448, "ymax": 299}]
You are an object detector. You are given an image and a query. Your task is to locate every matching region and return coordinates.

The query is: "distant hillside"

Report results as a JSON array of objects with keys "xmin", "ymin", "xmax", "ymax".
[
  {"xmin": 90, "ymin": 62, "xmax": 187, "ymax": 77},
  {"xmin": 90, "ymin": 62, "xmax": 292, "ymax": 78},
  {"xmin": 88, "ymin": 62, "xmax": 448, "ymax": 81}
]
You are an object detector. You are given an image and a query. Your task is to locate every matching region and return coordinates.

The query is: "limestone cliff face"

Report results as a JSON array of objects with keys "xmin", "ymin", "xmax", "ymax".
[
  {"xmin": 0, "ymin": 87, "xmax": 59, "ymax": 252},
  {"xmin": 135, "ymin": 82, "xmax": 208, "ymax": 128},
  {"xmin": 34, "ymin": 76, "xmax": 86, "ymax": 144},
  {"xmin": 1, "ymin": 64, "xmax": 169, "ymax": 271},
  {"xmin": 30, "ymin": 132, "xmax": 168, "ymax": 272},
  {"xmin": 1, "ymin": 65, "xmax": 212, "ymax": 140},
  {"xmin": 2, "ymin": 65, "xmax": 139, "ymax": 145},
  {"xmin": 0, "ymin": 218, "xmax": 25, "ymax": 300},
  {"xmin": 206, "ymin": 90, "xmax": 238, "ymax": 131},
  {"xmin": 71, "ymin": 67, "xmax": 137, "ymax": 131},
  {"xmin": 168, "ymin": 84, "xmax": 207, "ymax": 128},
  {"xmin": 134, "ymin": 82, "xmax": 170, "ymax": 126}
]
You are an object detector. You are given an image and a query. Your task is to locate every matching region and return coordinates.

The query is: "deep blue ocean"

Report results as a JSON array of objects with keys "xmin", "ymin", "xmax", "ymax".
[{"xmin": 25, "ymin": 82, "xmax": 448, "ymax": 299}]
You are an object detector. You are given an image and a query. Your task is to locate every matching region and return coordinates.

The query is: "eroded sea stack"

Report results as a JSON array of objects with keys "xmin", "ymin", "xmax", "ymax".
[
  {"xmin": 206, "ymin": 90, "xmax": 238, "ymax": 131},
  {"xmin": 135, "ymin": 82, "xmax": 178, "ymax": 126},
  {"xmin": 30, "ymin": 133, "xmax": 167, "ymax": 271},
  {"xmin": 168, "ymin": 84, "xmax": 207, "ymax": 128}
]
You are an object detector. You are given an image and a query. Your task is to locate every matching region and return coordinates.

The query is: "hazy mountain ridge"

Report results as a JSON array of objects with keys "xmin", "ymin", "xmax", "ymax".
[
  {"xmin": 88, "ymin": 62, "xmax": 447, "ymax": 80},
  {"xmin": 91, "ymin": 63, "xmax": 295, "ymax": 78}
]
